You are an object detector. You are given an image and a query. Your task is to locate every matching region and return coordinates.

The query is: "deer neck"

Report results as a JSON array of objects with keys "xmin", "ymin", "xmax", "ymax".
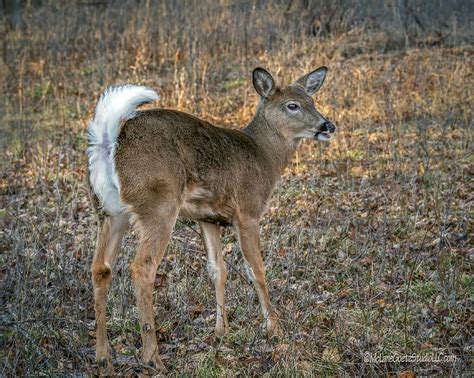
[{"xmin": 243, "ymin": 108, "xmax": 298, "ymax": 175}]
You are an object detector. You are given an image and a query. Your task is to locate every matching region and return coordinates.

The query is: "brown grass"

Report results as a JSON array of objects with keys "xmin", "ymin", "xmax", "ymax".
[{"xmin": 1, "ymin": 1, "xmax": 473, "ymax": 376}]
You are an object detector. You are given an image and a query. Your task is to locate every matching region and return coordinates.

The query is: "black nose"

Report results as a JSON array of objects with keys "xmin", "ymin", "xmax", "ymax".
[{"xmin": 321, "ymin": 121, "xmax": 336, "ymax": 133}]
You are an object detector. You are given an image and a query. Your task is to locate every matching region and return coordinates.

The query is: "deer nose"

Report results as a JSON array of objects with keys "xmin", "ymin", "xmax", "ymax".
[{"xmin": 320, "ymin": 121, "xmax": 336, "ymax": 133}]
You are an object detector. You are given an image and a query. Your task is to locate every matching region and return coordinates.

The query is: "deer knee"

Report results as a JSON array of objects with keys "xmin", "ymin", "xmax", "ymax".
[
  {"xmin": 243, "ymin": 260, "xmax": 257, "ymax": 283},
  {"xmin": 92, "ymin": 264, "xmax": 112, "ymax": 287},
  {"xmin": 207, "ymin": 260, "xmax": 219, "ymax": 282},
  {"xmin": 207, "ymin": 259, "xmax": 227, "ymax": 283}
]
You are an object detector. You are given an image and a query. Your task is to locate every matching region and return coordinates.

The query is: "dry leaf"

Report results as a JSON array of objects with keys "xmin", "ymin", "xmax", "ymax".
[{"xmin": 322, "ymin": 347, "xmax": 341, "ymax": 363}]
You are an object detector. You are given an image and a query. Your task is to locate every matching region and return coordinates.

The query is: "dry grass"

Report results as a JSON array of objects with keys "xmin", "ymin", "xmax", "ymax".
[{"xmin": 1, "ymin": 1, "xmax": 473, "ymax": 376}]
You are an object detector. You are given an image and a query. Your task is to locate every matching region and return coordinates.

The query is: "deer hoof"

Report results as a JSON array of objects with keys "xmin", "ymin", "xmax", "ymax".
[
  {"xmin": 266, "ymin": 319, "xmax": 282, "ymax": 339},
  {"xmin": 146, "ymin": 353, "xmax": 167, "ymax": 373},
  {"xmin": 97, "ymin": 356, "xmax": 114, "ymax": 375}
]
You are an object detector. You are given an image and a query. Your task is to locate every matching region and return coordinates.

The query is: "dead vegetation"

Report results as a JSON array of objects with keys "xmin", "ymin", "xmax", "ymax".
[{"xmin": 1, "ymin": 1, "xmax": 473, "ymax": 376}]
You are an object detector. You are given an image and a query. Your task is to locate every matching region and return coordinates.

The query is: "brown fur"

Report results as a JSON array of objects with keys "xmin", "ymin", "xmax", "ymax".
[{"xmin": 89, "ymin": 67, "xmax": 335, "ymax": 373}]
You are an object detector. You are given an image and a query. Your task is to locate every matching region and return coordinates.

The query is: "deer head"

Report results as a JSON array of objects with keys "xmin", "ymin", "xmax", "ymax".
[{"xmin": 252, "ymin": 67, "xmax": 336, "ymax": 143}]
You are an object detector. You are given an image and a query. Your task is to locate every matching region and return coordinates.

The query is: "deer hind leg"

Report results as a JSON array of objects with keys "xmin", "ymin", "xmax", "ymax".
[
  {"xmin": 129, "ymin": 202, "xmax": 178, "ymax": 372},
  {"xmin": 199, "ymin": 221, "xmax": 229, "ymax": 336},
  {"xmin": 235, "ymin": 216, "xmax": 280, "ymax": 337},
  {"xmin": 91, "ymin": 213, "xmax": 128, "ymax": 371}
]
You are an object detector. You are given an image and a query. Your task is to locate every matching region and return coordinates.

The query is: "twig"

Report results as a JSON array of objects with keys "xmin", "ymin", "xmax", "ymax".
[
  {"xmin": 403, "ymin": 229, "xmax": 430, "ymax": 349},
  {"xmin": 175, "ymin": 219, "xmax": 202, "ymax": 238}
]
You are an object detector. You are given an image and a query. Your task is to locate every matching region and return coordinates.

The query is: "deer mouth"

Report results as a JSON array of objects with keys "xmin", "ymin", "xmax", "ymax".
[
  {"xmin": 315, "ymin": 132, "xmax": 332, "ymax": 141},
  {"xmin": 314, "ymin": 121, "xmax": 336, "ymax": 142}
]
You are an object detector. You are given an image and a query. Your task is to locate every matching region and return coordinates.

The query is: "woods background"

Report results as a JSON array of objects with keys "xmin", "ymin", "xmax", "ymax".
[{"xmin": 1, "ymin": 0, "xmax": 472, "ymax": 375}]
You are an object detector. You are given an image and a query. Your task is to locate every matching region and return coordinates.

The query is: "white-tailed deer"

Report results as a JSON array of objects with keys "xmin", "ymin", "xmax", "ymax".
[{"xmin": 87, "ymin": 67, "xmax": 336, "ymax": 372}]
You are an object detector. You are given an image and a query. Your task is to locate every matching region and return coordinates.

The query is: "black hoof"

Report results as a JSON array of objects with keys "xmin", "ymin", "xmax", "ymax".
[{"xmin": 98, "ymin": 357, "xmax": 108, "ymax": 368}]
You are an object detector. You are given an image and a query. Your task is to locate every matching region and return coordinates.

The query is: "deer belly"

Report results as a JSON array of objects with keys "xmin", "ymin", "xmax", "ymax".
[{"xmin": 180, "ymin": 187, "xmax": 233, "ymax": 226}]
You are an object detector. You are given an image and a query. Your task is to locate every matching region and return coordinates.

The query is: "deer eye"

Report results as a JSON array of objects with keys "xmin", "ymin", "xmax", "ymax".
[{"xmin": 286, "ymin": 103, "xmax": 300, "ymax": 111}]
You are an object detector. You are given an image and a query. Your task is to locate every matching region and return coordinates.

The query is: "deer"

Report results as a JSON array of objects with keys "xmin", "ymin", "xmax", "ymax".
[{"xmin": 87, "ymin": 66, "xmax": 336, "ymax": 373}]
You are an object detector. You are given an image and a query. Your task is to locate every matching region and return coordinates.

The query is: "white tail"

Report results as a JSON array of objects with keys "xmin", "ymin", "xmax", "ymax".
[{"xmin": 87, "ymin": 85, "xmax": 159, "ymax": 214}]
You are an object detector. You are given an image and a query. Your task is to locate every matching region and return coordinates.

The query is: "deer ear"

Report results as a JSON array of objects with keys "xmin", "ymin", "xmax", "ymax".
[
  {"xmin": 292, "ymin": 66, "xmax": 327, "ymax": 96},
  {"xmin": 253, "ymin": 67, "xmax": 276, "ymax": 98}
]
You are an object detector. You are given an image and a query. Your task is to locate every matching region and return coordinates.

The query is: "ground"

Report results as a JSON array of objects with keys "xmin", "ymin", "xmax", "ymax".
[{"xmin": 1, "ymin": 2, "xmax": 472, "ymax": 376}]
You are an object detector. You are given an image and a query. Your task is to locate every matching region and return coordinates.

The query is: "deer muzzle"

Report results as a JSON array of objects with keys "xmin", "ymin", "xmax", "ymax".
[{"xmin": 315, "ymin": 121, "xmax": 336, "ymax": 141}]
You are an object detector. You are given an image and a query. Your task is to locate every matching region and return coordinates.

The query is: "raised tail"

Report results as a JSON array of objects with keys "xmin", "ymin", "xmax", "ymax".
[{"xmin": 87, "ymin": 85, "xmax": 159, "ymax": 215}]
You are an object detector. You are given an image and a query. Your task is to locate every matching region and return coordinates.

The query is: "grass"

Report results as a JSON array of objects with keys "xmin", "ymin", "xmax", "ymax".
[{"xmin": 1, "ymin": 1, "xmax": 473, "ymax": 376}]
